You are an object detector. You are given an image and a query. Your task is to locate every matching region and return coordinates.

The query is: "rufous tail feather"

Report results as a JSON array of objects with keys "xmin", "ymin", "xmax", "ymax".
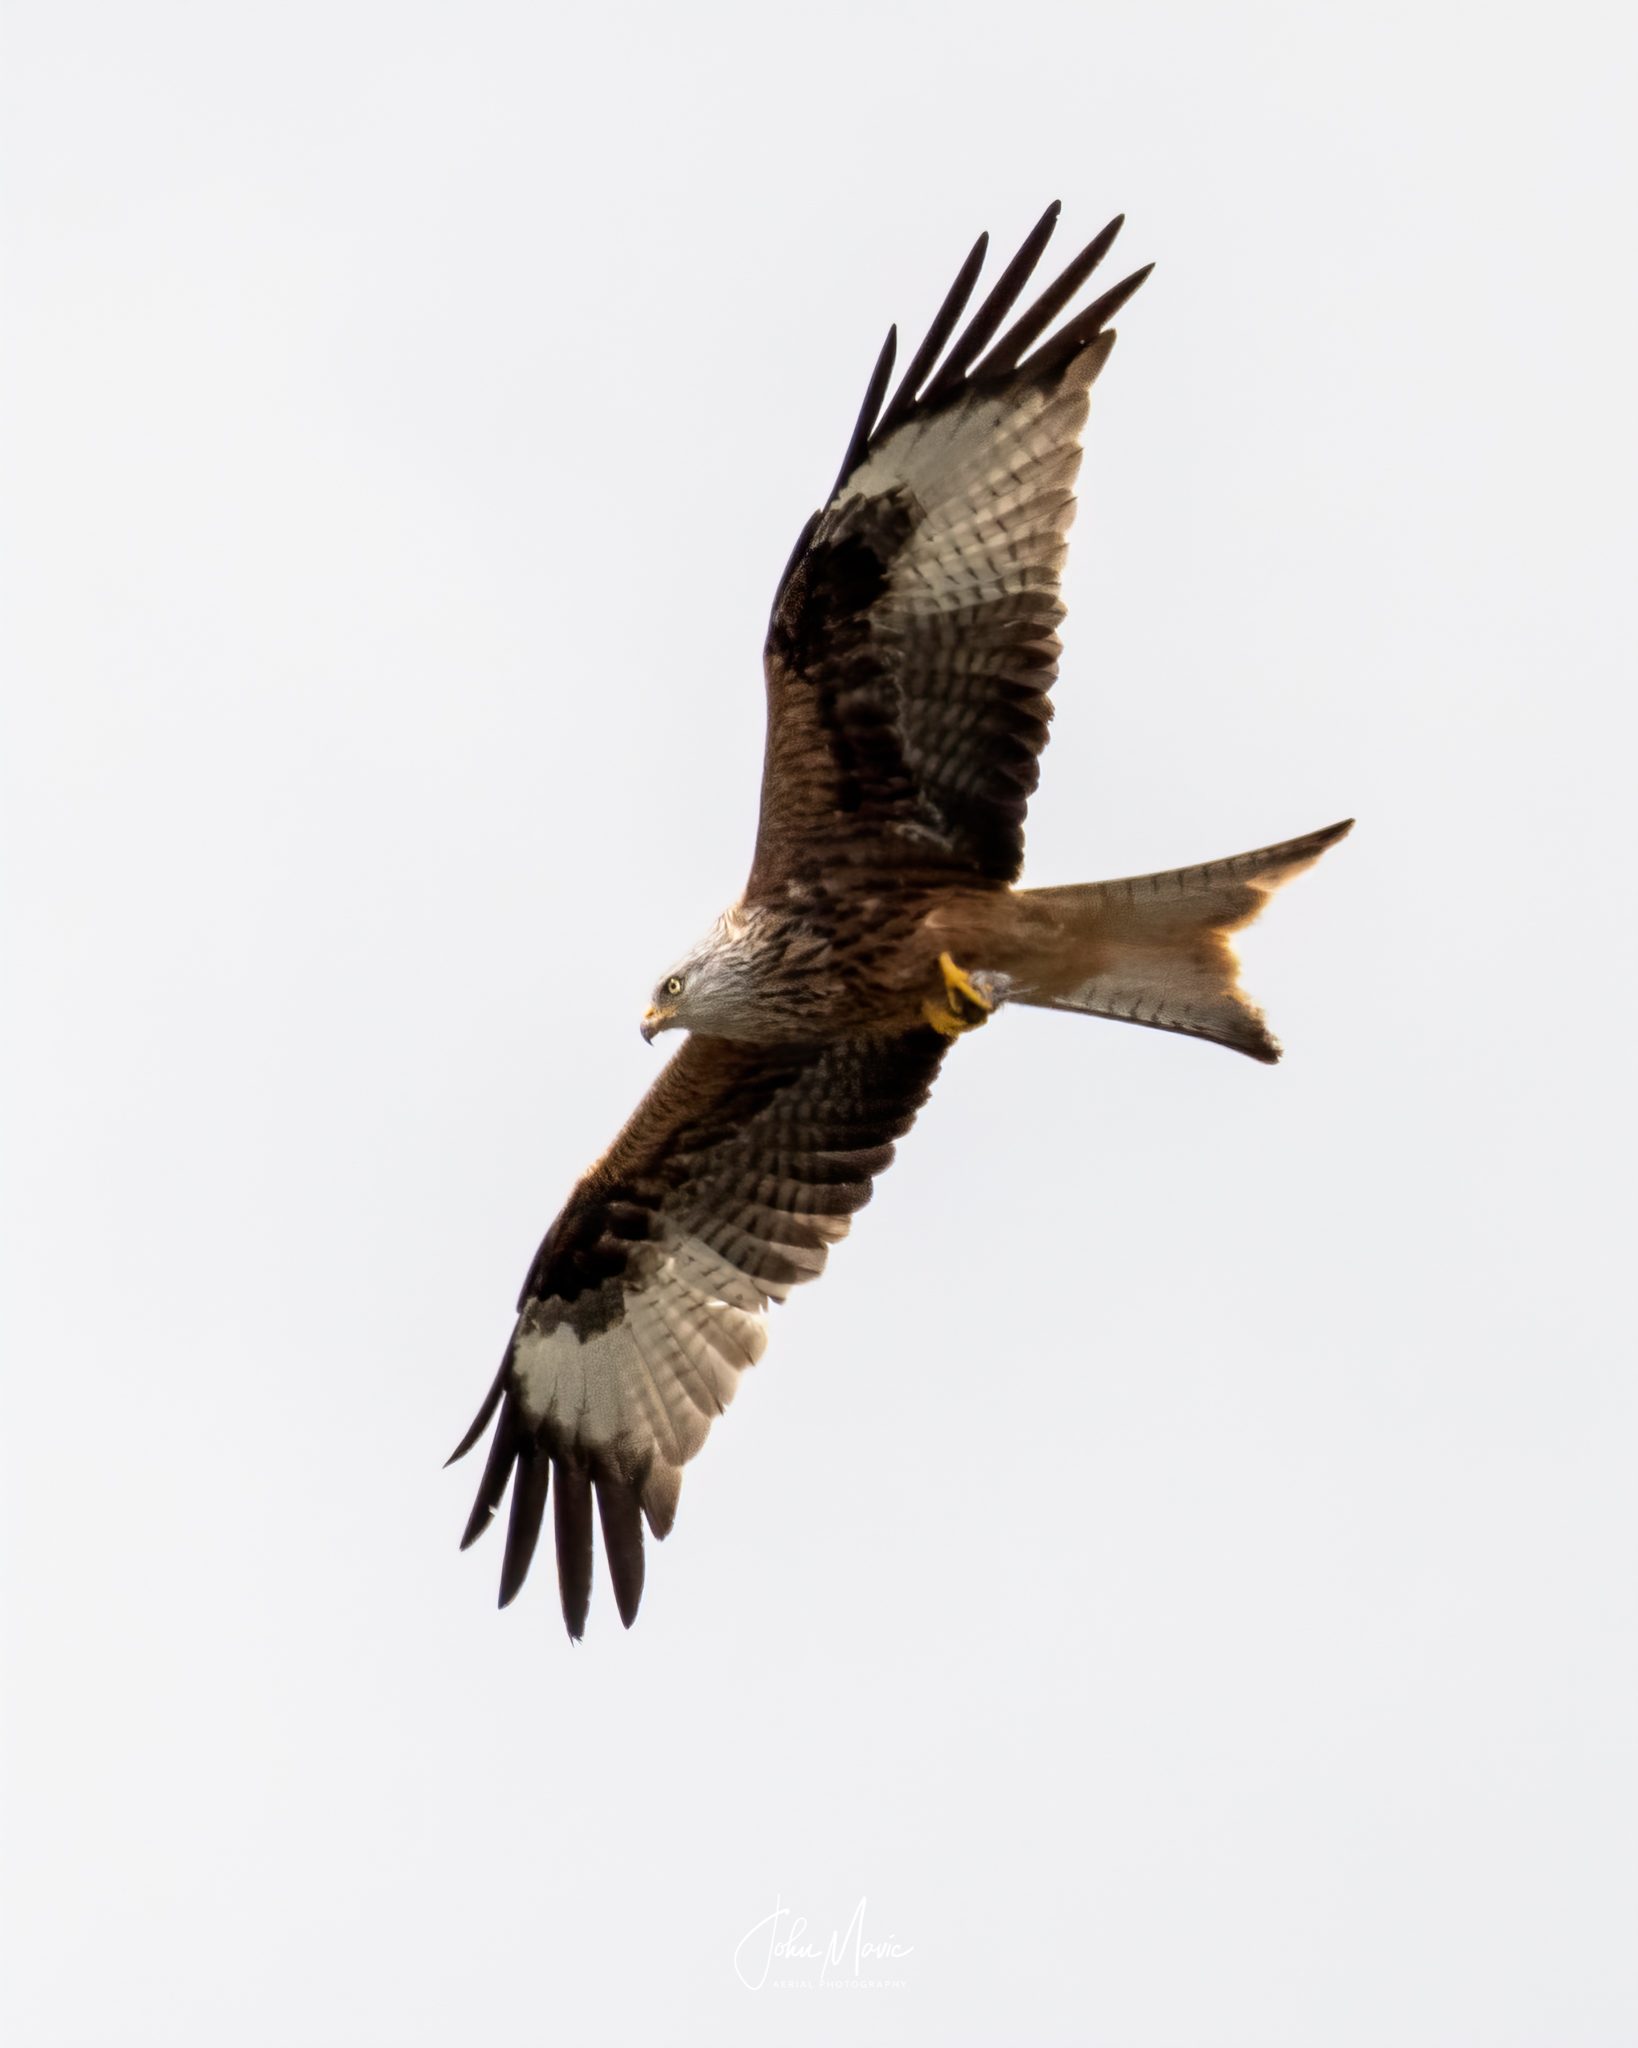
[{"xmin": 1008, "ymin": 819, "xmax": 1353, "ymax": 1062}]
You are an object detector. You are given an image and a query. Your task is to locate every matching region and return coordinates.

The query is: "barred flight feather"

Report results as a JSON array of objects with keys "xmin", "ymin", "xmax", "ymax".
[{"xmin": 451, "ymin": 1029, "xmax": 945, "ymax": 1635}]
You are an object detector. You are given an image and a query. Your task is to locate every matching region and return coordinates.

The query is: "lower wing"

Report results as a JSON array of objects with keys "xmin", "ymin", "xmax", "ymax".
[{"xmin": 449, "ymin": 1028, "xmax": 947, "ymax": 1637}]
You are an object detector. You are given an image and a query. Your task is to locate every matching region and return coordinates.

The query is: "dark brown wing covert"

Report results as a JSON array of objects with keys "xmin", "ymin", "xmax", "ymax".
[{"xmin": 750, "ymin": 204, "xmax": 1150, "ymax": 896}]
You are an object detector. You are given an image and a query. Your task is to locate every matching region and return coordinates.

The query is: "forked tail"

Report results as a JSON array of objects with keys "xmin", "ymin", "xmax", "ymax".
[{"xmin": 1010, "ymin": 820, "xmax": 1353, "ymax": 1062}]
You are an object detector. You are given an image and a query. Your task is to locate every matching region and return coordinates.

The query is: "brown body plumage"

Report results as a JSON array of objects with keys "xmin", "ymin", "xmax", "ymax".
[
  {"xmin": 679, "ymin": 821, "xmax": 1350, "ymax": 1054},
  {"xmin": 451, "ymin": 204, "xmax": 1352, "ymax": 1637}
]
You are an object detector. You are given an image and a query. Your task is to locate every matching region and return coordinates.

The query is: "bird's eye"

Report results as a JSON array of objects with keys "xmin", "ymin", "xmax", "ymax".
[{"xmin": 665, "ymin": 975, "xmax": 684, "ymax": 997}]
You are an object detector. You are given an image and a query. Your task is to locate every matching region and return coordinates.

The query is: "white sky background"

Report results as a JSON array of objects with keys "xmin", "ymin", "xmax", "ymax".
[{"xmin": 3, "ymin": 0, "xmax": 1634, "ymax": 2040}]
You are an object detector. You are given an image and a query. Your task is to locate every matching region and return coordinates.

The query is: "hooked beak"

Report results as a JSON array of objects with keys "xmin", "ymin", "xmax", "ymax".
[{"xmin": 640, "ymin": 1006, "xmax": 668, "ymax": 1045}]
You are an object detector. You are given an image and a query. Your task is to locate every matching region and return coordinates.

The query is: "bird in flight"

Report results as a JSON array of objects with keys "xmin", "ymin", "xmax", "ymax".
[{"xmin": 450, "ymin": 203, "xmax": 1351, "ymax": 1638}]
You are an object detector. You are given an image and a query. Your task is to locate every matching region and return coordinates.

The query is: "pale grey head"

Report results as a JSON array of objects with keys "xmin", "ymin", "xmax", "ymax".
[{"xmin": 640, "ymin": 907, "xmax": 764, "ymax": 1043}]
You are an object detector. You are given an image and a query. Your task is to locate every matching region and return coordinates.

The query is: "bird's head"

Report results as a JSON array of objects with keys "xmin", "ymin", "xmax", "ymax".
[{"xmin": 640, "ymin": 910, "xmax": 757, "ymax": 1043}]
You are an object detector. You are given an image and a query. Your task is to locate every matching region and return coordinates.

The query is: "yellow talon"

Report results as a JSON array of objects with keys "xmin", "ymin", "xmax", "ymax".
[
  {"xmin": 940, "ymin": 952, "xmax": 990, "ymax": 1013},
  {"xmin": 922, "ymin": 951, "xmax": 995, "ymax": 1038}
]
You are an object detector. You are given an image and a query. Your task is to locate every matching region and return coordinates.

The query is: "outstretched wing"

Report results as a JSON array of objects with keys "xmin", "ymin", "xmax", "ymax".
[
  {"xmin": 450, "ymin": 1029, "xmax": 946, "ymax": 1637},
  {"xmin": 751, "ymin": 203, "xmax": 1150, "ymax": 897}
]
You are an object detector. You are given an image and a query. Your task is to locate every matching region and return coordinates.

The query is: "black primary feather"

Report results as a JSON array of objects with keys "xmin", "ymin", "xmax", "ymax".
[
  {"xmin": 828, "ymin": 325, "xmax": 897, "ymax": 501},
  {"xmin": 871, "ymin": 230, "xmax": 990, "ymax": 444},
  {"xmin": 981, "ymin": 213, "xmax": 1125, "ymax": 375},
  {"xmin": 459, "ymin": 1395, "xmax": 520, "ymax": 1551},
  {"xmin": 498, "ymin": 1440, "xmax": 550, "ymax": 1608},
  {"xmin": 447, "ymin": 1351, "xmax": 508, "ymax": 1467},
  {"xmin": 1022, "ymin": 262, "xmax": 1155, "ymax": 382},
  {"xmin": 920, "ymin": 199, "xmax": 1062, "ymax": 402},
  {"xmin": 595, "ymin": 1478, "xmax": 646, "ymax": 1630},
  {"xmin": 553, "ymin": 1463, "xmax": 595, "ymax": 1640}
]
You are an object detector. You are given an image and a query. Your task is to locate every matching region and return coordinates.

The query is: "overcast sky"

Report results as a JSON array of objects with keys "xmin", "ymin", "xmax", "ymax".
[{"xmin": 4, "ymin": 3, "xmax": 1634, "ymax": 2042}]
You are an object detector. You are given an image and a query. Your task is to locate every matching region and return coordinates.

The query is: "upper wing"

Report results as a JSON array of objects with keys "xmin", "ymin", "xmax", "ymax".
[
  {"xmin": 450, "ymin": 1028, "xmax": 947, "ymax": 1637},
  {"xmin": 750, "ymin": 203, "xmax": 1150, "ymax": 898}
]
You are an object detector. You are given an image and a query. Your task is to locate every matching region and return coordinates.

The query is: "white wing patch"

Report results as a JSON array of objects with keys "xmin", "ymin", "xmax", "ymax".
[
  {"xmin": 848, "ymin": 344, "xmax": 1106, "ymax": 616},
  {"xmin": 820, "ymin": 345, "xmax": 1110, "ymax": 836},
  {"xmin": 510, "ymin": 1219, "xmax": 810, "ymax": 1536}
]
